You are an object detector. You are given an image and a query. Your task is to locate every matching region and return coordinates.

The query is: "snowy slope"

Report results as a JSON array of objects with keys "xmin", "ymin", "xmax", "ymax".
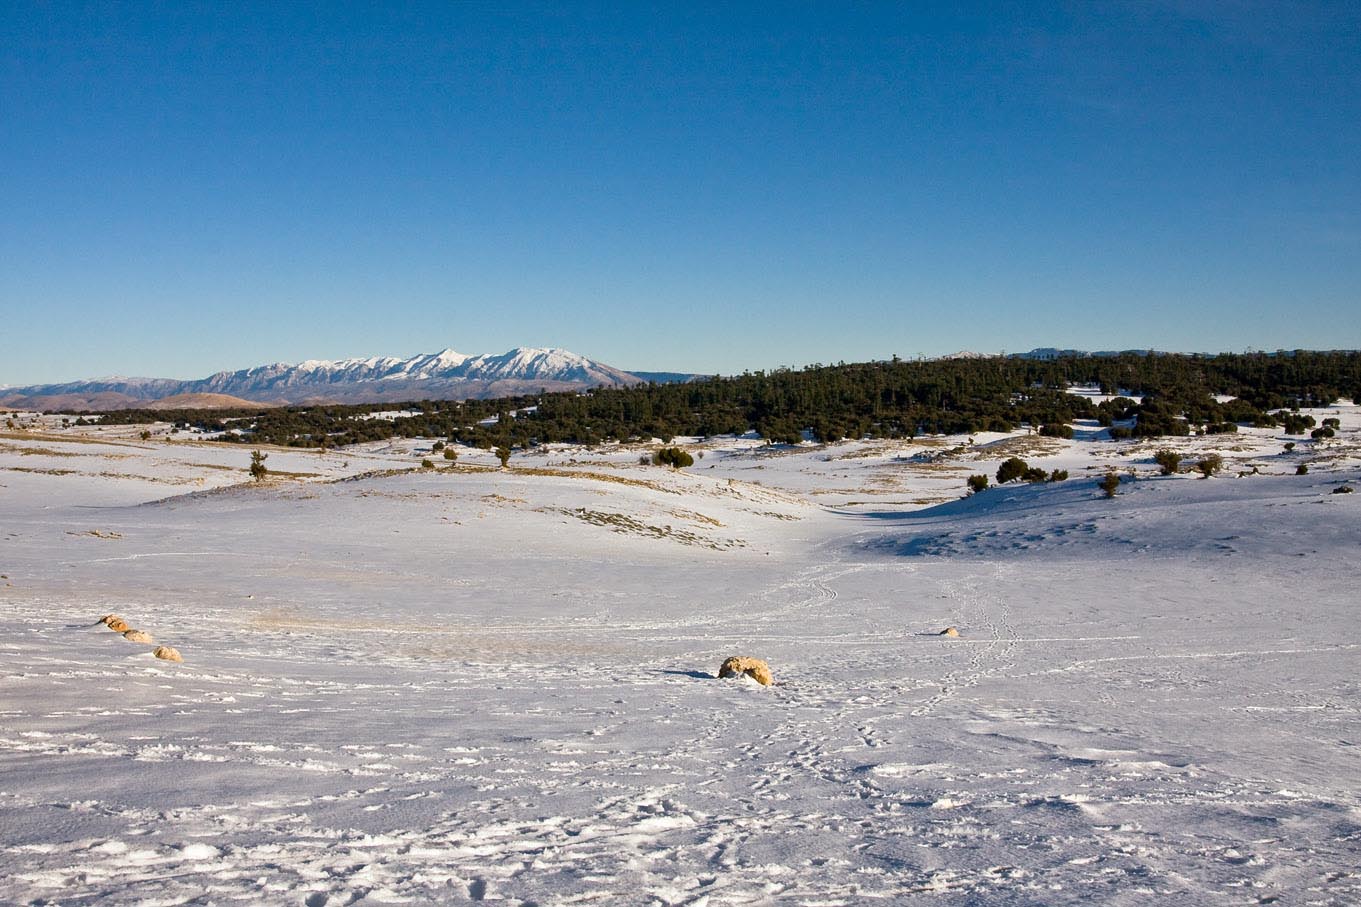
[{"xmin": 1, "ymin": 411, "xmax": 1359, "ymax": 905}]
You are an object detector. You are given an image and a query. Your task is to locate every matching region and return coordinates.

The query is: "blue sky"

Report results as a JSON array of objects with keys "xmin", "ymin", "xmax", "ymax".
[{"xmin": 3, "ymin": 2, "xmax": 1358, "ymax": 384}]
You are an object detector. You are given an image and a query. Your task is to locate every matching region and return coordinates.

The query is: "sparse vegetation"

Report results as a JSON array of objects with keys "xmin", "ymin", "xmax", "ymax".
[
  {"xmin": 249, "ymin": 450, "xmax": 268, "ymax": 482},
  {"xmin": 1195, "ymin": 454, "xmax": 1224, "ymax": 478},
  {"xmin": 1296, "ymin": 463, "xmax": 1309, "ymax": 475},
  {"xmin": 1098, "ymin": 472, "xmax": 1121, "ymax": 498},
  {"xmin": 1154, "ymin": 449, "xmax": 1182, "ymax": 476},
  {"xmin": 653, "ymin": 447, "xmax": 695, "ymax": 469},
  {"xmin": 495, "ymin": 447, "xmax": 511, "ymax": 468},
  {"xmin": 966, "ymin": 474, "xmax": 989, "ymax": 495}
]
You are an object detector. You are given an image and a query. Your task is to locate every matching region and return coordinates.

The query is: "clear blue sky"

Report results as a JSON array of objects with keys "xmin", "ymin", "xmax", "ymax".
[{"xmin": 3, "ymin": 2, "xmax": 1358, "ymax": 384}]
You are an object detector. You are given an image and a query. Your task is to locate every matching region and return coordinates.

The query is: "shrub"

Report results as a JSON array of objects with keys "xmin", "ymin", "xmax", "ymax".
[
  {"xmin": 654, "ymin": 446, "xmax": 695, "ymax": 469},
  {"xmin": 1195, "ymin": 454, "xmax": 1224, "ymax": 478},
  {"xmin": 1048, "ymin": 469, "xmax": 1068, "ymax": 482},
  {"xmin": 495, "ymin": 446, "xmax": 511, "ymax": 468},
  {"xmin": 1022, "ymin": 466, "xmax": 1048, "ymax": 483},
  {"xmin": 1323, "ymin": 417, "xmax": 1341, "ymax": 429},
  {"xmin": 1333, "ymin": 485, "xmax": 1354, "ymax": 494},
  {"xmin": 432, "ymin": 440, "xmax": 445, "ymax": 450},
  {"xmin": 1284, "ymin": 442, "xmax": 1296, "ymax": 452},
  {"xmin": 1108, "ymin": 427, "xmax": 1133, "ymax": 440},
  {"xmin": 443, "ymin": 447, "xmax": 458, "ymax": 461},
  {"xmin": 1154, "ymin": 449, "xmax": 1182, "ymax": 476},
  {"xmin": 1311, "ymin": 427, "xmax": 1335, "ymax": 440},
  {"xmin": 996, "ymin": 457, "xmax": 1029, "ymax": 484},
  {"xmin": 139, "ymin": 430, "xmax": 152, "ymax": 441},
  {"xmin": 249, "ymin": 450, "xmax": 268, "ymax": 482},
  {"xmin": 421, "ymin": 458, "xmax": 434, "ymax": 469},
  {"xmin": 1279, "ymin": 413, "xmax": 1316, "ymax": 434},
  {"xmin": 1098, "ymin": 473, "xmax": 1121, "ymax": 498},
  {"xmin": 1039, "ymin": 423, "xmax": 1073, "ymax": 439},
  {"xmin": 966, "ymin": 474, "xmax": 989, "ymax": 495},
  {"xmin": 1296, "ymin": 464, "xmax": 1309, "ymax": 475}
]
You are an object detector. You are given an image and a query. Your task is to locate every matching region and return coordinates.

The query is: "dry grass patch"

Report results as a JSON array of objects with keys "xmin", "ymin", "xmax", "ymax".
[
  {"xmin": 970, "ymin": 435, "xmax": 1066, "ymax": 460},
  {"xmin": 510, "ymin": 466, "xmax": 681, "ymax": 494},
  {"xmin": 541, "ymin": 506, "xmax": 744, "ymax": 550}
]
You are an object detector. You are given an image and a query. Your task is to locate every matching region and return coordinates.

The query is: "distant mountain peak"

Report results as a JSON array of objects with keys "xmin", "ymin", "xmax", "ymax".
[{"xmin": 0, "ymin": 346, "xmax": 658, "ymax": 410}]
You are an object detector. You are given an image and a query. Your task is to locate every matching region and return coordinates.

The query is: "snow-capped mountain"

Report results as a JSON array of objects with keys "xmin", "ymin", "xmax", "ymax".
[{"xmin": 1, "ymin": 348, "xmax": 646, "ymax": 410}]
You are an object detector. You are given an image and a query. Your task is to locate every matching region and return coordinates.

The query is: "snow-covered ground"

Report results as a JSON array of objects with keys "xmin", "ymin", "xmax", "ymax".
[{"xmin": 2, "ymin": 409, "xmax": 1359, "ymax": 905}]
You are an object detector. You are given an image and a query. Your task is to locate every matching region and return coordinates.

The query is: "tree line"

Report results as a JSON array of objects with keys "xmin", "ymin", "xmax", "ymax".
[{"xmin": 84, "ymin": 350, "xmax": 1361, "ymax": 450}]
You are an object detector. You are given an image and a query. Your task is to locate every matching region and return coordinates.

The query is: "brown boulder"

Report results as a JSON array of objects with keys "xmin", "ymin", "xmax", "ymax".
[{"xmin": 718, "ymin": 656, "xmax": 773, "ymax": 686}]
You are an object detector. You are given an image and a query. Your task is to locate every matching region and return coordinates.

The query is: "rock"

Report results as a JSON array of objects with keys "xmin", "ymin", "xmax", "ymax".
[
  {"xmin": 122, "ymin": 629, "xmax": 154, "ymax": 644},
  {"xmin": 153, "ymin": 646, "xmax": 183, "ymax": 663},
  {"xmin": 106, "ymin": 617, "xmax": 130, "ymax": 633},
  {"xmin": 939, "ymin": 626, "xmax": 960, "ymax": 637},
  {"xmin": 718, "ymin": 655, "xmax": 773, "ymax": 686}
]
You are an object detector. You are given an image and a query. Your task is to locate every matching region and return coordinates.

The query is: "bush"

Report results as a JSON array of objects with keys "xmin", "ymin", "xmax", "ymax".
[
  {"xmin": 653, "ymin": 446, "xmax": 694, "ymax": 469},
  {"xmin": 1332, "ymin": 485, "xmax": 1354, "ymax": 494},
  {"xmin": 1098, "ymin": 473, "xmax": 1121, "ymax": 498},
  {"xmin": 1153, "ymin": 449, "xmax": 1181, "ymax": 475},
  {"xmin": 432, "ymin": 440, "xmax": 445, "ymax": 450},
  {"xmin": 1048, "ymin": 469, "xmax": 1068, "ymax": 482},
  {"xmin": 1039, "ymin": 423, "xmax": 1073, "ymax": 439},
  {"xmin": 495, "ymin": 446, "xmax": 511, "ymax": 468},
  {"xmin": 443, "ymin": 447, "xmax": 458, "ymax": 461},
  {"xmin": 1195, "ymin": 454, "xmax": 1224, "ymax": 478},
  {"xmin": 996, "ymin": 457, "xmax": 1029, "ymax": 484},
  {"xmin": 966, "ymin": 474, "xmax": 989, "ymax": 495},
  {"xmin": 1311, "ymin": 427, "xmax": 1335, "ymax": 440},
  {"xmin": 1022, "ymin": 466, "xmax": 1048, "ymax": 483},
  {"xmin": 1284, "ymin": 442, "xmax": 1296, "ymax": 452},
  {"xmin": 1296, "ymin": 463, "xmax": 1309, "ymax": 475},
  {"xmin": 1108, "ymin": 426, "xmax": 1133, "ymax": 440},
  {"xmin": 421, "ymin": 458, "xmax": 434, "ymax": 469},
  {"xmin": 1279, "ymin": 413, "xmax": 1316, "ymax": 434},
  {"xmin": 249, "ymin": 450, "xmax": 268, "ymax": 482},
  {"xmin": 1323, "ymin": 417, "xmax": 1340, "ymax": 429}
]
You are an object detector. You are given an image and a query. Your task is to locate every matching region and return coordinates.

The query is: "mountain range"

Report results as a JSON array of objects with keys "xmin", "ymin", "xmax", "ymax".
[{"xmin": 0, "ymin": 348, "xmax": 668, "ymax": 411}]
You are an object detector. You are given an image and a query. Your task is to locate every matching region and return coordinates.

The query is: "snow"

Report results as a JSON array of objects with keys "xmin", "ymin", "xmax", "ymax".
[{"xmin": 2, "ymin": 407, "xmax": 1360, "ymax": 905}]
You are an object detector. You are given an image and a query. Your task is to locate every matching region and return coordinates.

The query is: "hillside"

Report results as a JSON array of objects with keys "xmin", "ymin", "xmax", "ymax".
[{"xmin": 147, "ymin": 392, "xmax": 275, "ymax": 410}]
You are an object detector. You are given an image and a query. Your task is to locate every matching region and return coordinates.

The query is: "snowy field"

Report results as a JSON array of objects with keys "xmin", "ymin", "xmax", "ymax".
[{"xmin": 2, "ymin": 409, "xmax": 1360, "ymax": 905}]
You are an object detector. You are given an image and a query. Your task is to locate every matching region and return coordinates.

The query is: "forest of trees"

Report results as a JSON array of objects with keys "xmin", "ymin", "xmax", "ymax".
[{"xmin": 86, "ymin": 351, "xmax": 1361, "ymax": 451}]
